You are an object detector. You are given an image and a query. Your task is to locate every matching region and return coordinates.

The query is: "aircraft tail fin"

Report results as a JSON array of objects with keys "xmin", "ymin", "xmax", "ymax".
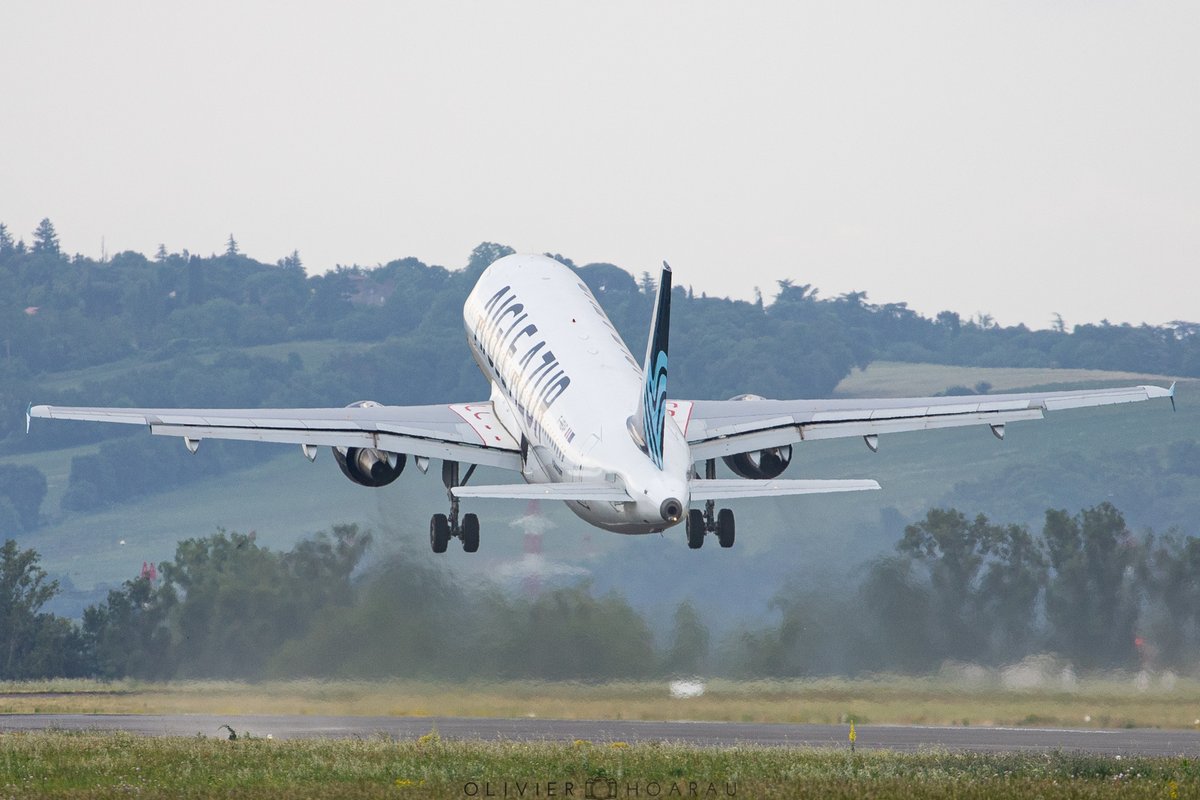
[{"xmin": 630, "ymin": 262, "xmax": 672, "ymax": 469}]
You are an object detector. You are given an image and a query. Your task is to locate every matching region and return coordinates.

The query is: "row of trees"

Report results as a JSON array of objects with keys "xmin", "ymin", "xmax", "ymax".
[
  {"xmin": 0, "ymin": 525, "xmax": 680, "ymax": 681},
  {"xmin": 737, "ymin": 502, "xmax": 1200, "ymax": 675},
  {"xmin": 4, "ymin": 502, "xmax": 1200, "ymax": 681}
]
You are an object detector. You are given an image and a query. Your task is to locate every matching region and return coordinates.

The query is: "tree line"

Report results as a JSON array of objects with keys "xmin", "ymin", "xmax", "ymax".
[
  {"xmin": 3, "ymin": 501, "xmax": 1198, "ymax": 681},
  {"xmin": 736, "ymin": 502, "xmax": 1198, "ymax": 676}
]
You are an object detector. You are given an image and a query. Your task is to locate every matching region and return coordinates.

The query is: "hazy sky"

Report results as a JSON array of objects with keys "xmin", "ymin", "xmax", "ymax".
[{"xmin": 2, "ymin": 2, "xmax": 1197, "ymax": 328}]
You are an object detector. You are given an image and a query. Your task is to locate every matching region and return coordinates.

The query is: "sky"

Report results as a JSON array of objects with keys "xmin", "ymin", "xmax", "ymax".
[{"xmin": 1, "ymin": 1, "xmax": 1197, "ymax": 329}]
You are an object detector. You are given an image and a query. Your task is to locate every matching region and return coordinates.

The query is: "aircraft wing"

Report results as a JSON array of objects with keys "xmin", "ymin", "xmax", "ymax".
[
  {"xmin": 27, "ymin": 401, "xmax": 523, "ymax": 471},
  {"xmin": 679, "ymin": 384, "xmax": 1176, "ymax": 461}
]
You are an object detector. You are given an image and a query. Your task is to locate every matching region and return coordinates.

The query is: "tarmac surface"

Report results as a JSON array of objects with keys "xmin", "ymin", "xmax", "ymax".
[{"xmin": 4, "ymin": 714, "xmax": 1200, "ymax": 755}]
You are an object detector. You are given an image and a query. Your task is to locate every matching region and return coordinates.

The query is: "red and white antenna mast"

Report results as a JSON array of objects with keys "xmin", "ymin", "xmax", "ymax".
[{"xmin": 511, "ymin": 500, "xmax": 552, "ymax": 596}]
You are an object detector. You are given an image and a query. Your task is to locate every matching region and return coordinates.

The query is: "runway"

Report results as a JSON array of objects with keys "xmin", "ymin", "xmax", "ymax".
[{"xmin": 4, "ymin": 714, "xmax": 1200, "ymax": 755}]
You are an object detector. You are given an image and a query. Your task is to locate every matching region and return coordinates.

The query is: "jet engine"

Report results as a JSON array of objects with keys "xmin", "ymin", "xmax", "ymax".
[
  {"xmin": 721, "ymin": 394, "xmax": 793, "ymax": 479},
  {"xmin": 334, "ymin": 446, "xmax": 406, "ymax": 487},
  {"xmin": 331, "ymin": 401, "xmax": 406, "ymax": 487}
]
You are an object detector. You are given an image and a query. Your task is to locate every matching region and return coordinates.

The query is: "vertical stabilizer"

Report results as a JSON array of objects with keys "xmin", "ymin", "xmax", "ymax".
[{"xmin": 631, "ymin": 262, "xmax": 672, "ymax": 469}]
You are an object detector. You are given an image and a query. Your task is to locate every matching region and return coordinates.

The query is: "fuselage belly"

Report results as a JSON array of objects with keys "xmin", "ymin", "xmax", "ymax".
[{"xmin": 462, "ymin": 255, "xmax": 689, "ymax": 533}]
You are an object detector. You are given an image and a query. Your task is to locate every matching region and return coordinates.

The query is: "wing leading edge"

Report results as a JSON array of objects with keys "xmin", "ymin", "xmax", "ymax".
[
  {"xmin": 682, "ymin": 384, "xmax": 1176, "ymax": 461},
  {"xmin": 27, "ymin": 401, "xmax": 523, "ymax": 471}
]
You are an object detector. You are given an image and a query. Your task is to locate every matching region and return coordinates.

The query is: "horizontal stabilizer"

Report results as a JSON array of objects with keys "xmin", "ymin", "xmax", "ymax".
[
  {"xmin": 689, "ymin": 478, "xmax": 880, "ymax": 500},
  {"xmin": 452, "ymin": 482, "xmax": 633, "ymax": 502}
]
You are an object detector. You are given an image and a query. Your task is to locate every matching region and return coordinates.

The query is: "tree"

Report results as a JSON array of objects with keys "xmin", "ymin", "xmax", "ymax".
[
  {"xmin": 936, "ymin": 310, "xmax": 961, "ymax": 334},
  {"xmin": 465, "ymin": 242, "xmax": 514, "ymax": 276},
  {"xmin": 281, "ymin": 524, "xmax": 371, "ymax": 617},
  {"xmin": 31, "ymin": 218, "xmax": 60, "ymax": 255},
  {"xmin": 225, "ymin": 234, "xmax": 239, "ymax": 257},
  {"xmin": 154, "ymin": 526, "xmax": 371, "ymax": 679},
  {"xmin": 519, "ymin": 586, "xmax": 655, "ymax": 680},
  {"xmin": 898, "ymin": 509, "xmax": 992, "ymax": 661},
  {"xmin": 638, "ymin": 271, "xmax": 657, "ymax": 295},
  {"xmin": 975, "ymin": 522, "xmax": 1047, "ymax": 660},
  {"xmin": 278, "ymin": 249, "xmax": 303, "ymax": 271},
  {"xmin": 157, "ymin": 530, "xmax": 282, "ymax": 678},
  {"xmin": 1043, "ymin": 503, "xmax": 1140, "ymax": 668},
  {"xmin": 662, "ymin": 600, "xmax": 710, "ymax": 675},
  {"xmin": 155, "ymin": 244, "xmax": 168, "ymax": 261},
  {"xmin": 773, "ymin": 280, "xmax": 819, "ymax": 305},
  {"xmin": 0, "ymin": 465, "xmax": 47, "ymax": 531},
  {"xmin": 0, "ymin": 540, "xmax": 60, "ymax": 678},
  {"xmin": 1139, "ymin": 533, "xmax": 1200, "ymax": 666},
  {"xmin": 897, "ymin": 509, "xmax": 1050, "ymax": 665},
  {"xmin": 0, "ymin": 223, "xmax": 13, "ymax": 257},
  {"xmin": 82, "ymin": 575, "xmax": 176, "ymax": 679},
  {"xmin": 856, "ymin": 556, "xmax": 936, "ymax": 672}
]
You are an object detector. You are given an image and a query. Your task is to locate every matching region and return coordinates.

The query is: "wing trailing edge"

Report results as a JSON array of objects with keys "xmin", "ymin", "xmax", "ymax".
[{"xmin": 688, "ymin": 478, "xmax": 881, "ymax": 500}]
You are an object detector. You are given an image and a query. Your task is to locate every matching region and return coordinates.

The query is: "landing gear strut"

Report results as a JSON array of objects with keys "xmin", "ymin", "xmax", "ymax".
[
  {"xmin": 686, "ymin": 459, "xmax": 735, "ymax": 549},
  {"xmin": 430, "ymin": 460, "xmax": 480, "ymax": 553}
]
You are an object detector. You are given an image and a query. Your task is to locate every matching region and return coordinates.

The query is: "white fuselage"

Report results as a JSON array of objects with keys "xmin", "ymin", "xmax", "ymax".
[{"xmin": 463, "ymin": 254, "xmax": 690, "ymax": 533}]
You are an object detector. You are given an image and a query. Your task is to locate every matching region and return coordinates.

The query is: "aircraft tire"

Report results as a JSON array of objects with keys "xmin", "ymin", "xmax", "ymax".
[
  {"xmin": 686, "ymin": 509, "xmax": 705, "ymax": 549},
  {"xmin": 430, "ymin": 513, "xmax": 450, "ymax": 553},
  {"xmin": 716, "ymin": 508, "xmax": 735, "ymax": 548},
  {"xmin": 461, "ymin": 513, "xmax": 480, "ymax": 553}
]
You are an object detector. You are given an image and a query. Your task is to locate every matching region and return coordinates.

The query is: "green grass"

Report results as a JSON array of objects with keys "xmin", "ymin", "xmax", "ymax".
[
  {"xmin": 0, "ymin": 732, "xmax": 1196, "ymax": 799},
  {"xmin": 0, "ymin": 440, "xmax": 105, "ymax": 512},
  {"xmin": 834, "ymin": 361, "xmax": 1177, "ymax": 398},
  {"xmin": 33, "ymin": 339, "xmax": 374, "ymax": 393},
  {"xmin": 4, "ymin": 676, "xmax": 1200, "ymax": 730}
]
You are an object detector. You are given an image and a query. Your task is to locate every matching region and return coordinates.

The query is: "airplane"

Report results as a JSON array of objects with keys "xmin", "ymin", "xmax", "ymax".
[{"xmin": 29, "ymin": 253, "xmax": 1176, "ymax": 553}]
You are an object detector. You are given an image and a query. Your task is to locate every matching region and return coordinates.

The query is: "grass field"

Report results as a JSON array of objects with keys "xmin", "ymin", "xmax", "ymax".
[
  {"xmin": 32, "ymin": 339, "xmax": 376, "ymax": 393},
  {"xmin": 833, "ymin": 361, "xmax": 1177, "ymax": 398},
  {"xmin": 4, "ymin": 676, "xmax": 1200, "ymax": 730},
  {"xmin": 0, "ymin": 732, "xmax": 1195, "ymax": 799}
]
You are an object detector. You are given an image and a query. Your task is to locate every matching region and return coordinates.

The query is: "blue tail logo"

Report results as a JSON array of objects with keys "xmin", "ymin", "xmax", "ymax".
[
  {"xmin": 642, "ymin": 350, "xmax": 669, "ymax": 468},
  {"xmin": 633, "ymin": 263, "xmax": 672, "ymax": 469}
]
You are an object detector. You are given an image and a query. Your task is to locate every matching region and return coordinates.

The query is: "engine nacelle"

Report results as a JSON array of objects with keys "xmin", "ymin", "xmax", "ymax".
[
  {"xmin": 721, "ymin": 393, "xmax": 793, "ymax": 479},
  {"xmin": 331, "ymin": 401, "xmax": 406, "ymax": 487},
  {"xmin": 334, "ymin": 446, "xmax": 406, "ymax": 487},
  {"xmin": 723, "ymin": 447, "xmax": 792, "ymax": 479}
]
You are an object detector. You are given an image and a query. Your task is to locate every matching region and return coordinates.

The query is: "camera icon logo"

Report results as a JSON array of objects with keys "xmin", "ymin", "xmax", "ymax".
[{"xmin": 585, "ymin": 777, "xmax": 617, "ymax": 799}]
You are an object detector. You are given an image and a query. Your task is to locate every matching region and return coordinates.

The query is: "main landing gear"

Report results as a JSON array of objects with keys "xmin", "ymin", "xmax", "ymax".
[
  {"xmin": 430, "ymin": 460, "xmax": 480, "ymax": 554},
  {"xmin": 686, "ymin": 459, "xmax": 735, "ymax": 549}
]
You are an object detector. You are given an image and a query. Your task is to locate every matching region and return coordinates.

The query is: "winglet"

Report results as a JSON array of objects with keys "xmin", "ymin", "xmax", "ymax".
[
  {"xmin": 25, "ymin": 403, "xmax": 31, "ymax": 434},
  {"xmin": 1169, "ymin": 381, "xmax": 1177, "ymax": 412},
  {"xmin": 630, "ymin": 262, "xmax": 672, "ymax": 469}
]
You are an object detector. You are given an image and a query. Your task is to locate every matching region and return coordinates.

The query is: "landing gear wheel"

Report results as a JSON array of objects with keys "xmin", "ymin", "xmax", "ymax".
[
  {"xmin": 716, "ymin": 508, "xmax": 735, "ymax": 548},
  {"xmin": 686, "ymin": 509, "xmax": 706, "ymax": 549},
  {"xmin": 461, "ymin": 513, "xmax": 480, "ymax": 553},
  {"xmin": 430, "ymin": 513, "xmax": 450, "ymax": 553}
]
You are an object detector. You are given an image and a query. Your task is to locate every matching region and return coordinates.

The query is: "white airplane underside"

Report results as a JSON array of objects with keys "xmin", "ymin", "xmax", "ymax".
[{"xmin": 29, "ymin": 254, "xmax": 1176, "ymax": 552}]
